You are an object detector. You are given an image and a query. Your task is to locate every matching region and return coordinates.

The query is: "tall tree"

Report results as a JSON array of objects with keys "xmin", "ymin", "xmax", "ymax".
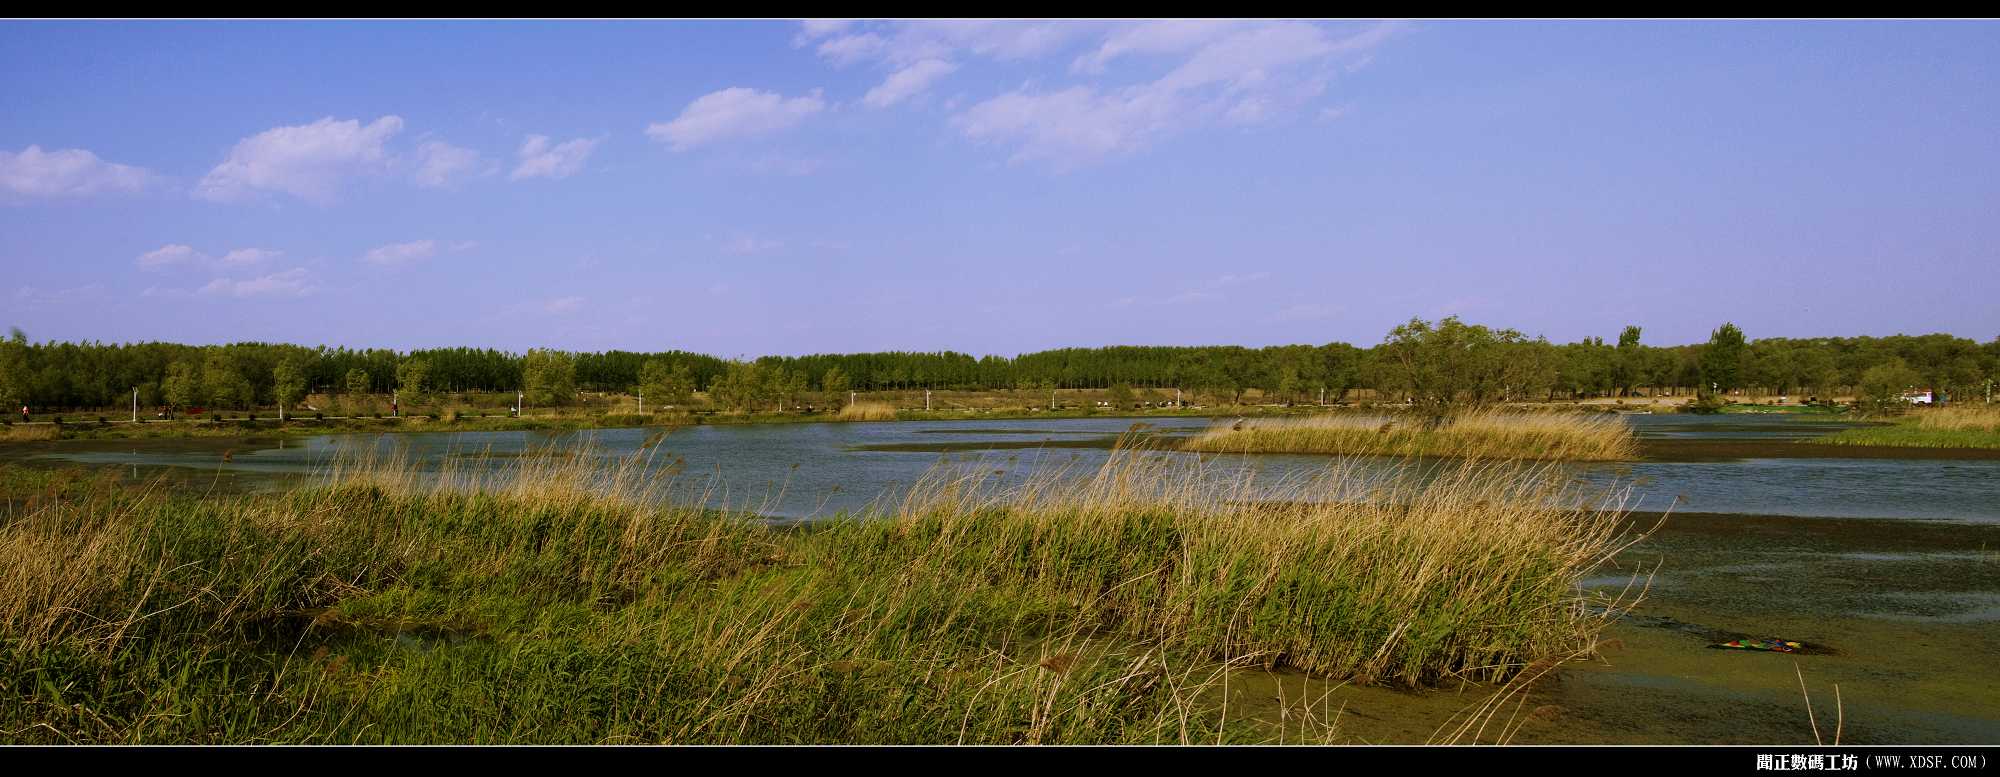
[
  {"xmin": 521, "ymin": 349, "xmax": 577, "ymax": 407},
  {"xmin": 395, "ymin": 358, "xmax": 432, "ymax": 409},
  {"xmin": 1700, "ymin": 323, "xmax": 1747, "ymax": 395},
  {"xmin": 273, "ymin": 359, "xmax": 307, "ymax": 421},
  {"xmin": 0, "ymin": 328, "xmax": 27, "ymax": 410},
  {"xmin": 162, "ymin": 361, "xmax": 199, "ymax": 412}
]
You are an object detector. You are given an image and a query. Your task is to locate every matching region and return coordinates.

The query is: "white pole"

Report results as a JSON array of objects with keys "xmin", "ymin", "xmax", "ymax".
[
  {"xmin": 132, "ymin": 388, "xmax": 138, "ymax": 423},
  {"xmin": 849, "ymin": 390, "xmax": 855, "ymax": 407},
  {"xmin": 638, "ymin": 389, "xmax": 643, "ymax": 415},
  {"xmin": 925, "ymin": 389, "xmax": 931, "ymax": 411}
]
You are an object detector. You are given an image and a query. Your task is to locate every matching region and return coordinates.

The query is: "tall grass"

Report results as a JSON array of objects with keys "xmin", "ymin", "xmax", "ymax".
[
  {"xmin": 1182, "ymin": 409, "xmax": 1637, "ymax": 461},
  {"xmin": 1914, "ymin": 405, "xmax": 2000, "ymax": 433},
  {"xmin": 836, "ymin": 401, "xmax": 898, "ymax": 422},
  {"xmin": 0, "ymin": 441, "xmax": 1642, "ymax": 743},
  {"xmin": 1810, "ymin": 405, "xmax": 2000, "ymax": 449}
]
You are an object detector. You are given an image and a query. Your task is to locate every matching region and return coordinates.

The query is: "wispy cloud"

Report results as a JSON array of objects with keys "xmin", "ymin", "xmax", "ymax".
[
  {"xmin": 411, "ymin": 140, "xmax": 485, "ymax": 188},
  {"xmin": 198, "ymin": 268, "xmax": 315, "ymax": 298},
  {"xmin": 13, "ymin": 284, "xmax": 106, "ymax": 310},
  {"xmin": 137, "ymin": 244, "xmax": 280, "ymax": 271},
  {"xmin": 510, "ymin": 135, "xmax": 600, "ymax": 181},
  {"xmin": 544, "ymin": 296, "xmax": 584, "ymax": 314},
  {"xmin": 361, "ymin": 239, "xmax": 437, "ymax": 265},
  {"xmin": 864, "ymin": 59, "xmax": 959, "ymax": 108},
  {"xmin": 0, "ymin": 145, "xmax": 153, "ymax": 199},
  {"xmin": 647, "ymin": 88, "xmax": 826, "ymax": 151},
  {"xmin": 196, "ymin": 115, "xmax": 404, "ymax": 203},
  {"xmin": 796, "ymin": 20, "xmax": 1400, "ymax": 168}
]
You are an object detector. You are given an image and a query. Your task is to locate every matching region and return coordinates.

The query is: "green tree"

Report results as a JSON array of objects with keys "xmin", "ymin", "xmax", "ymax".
[
  {"xmin": 820, "ymin": 366, "xmax": 851, "ymax": 404},
  {"xmin": 345, "ymin": 368, "xmax": 371, "ymax": 396},
  {"xmin": 1700, "ymin": 323, "xmax": 1747, "ymax": 395},
  {"xmin": 0, "ymin": 328, "xmax": 27, "ymax": 410},
  {"xmin": 1858, "ymin": 358, "xmax": 1924, "ymax": 413},
  {"xmin": 1378, "ymin": 316, "xmax": 1529, "ymax": 416},
  {"xmin": 395, "ymin": 357, "xmax": 432, "ymax": 410},
  {"xmin": 1107, "ymin": 382, "xmax": 1134, "ymax": 410},
  {"xmin": 273, "ymin": 359, "xmax": 307, "ymax": 421},
  {"xmin": 162, "ymin": 361, "xmax": 199, "ymax": 412},
  {"xmin": 521, "ymin": 349, "xmax": 577, "ymax": 407},
  {"xmin": 710, "ymin": 361, "xmax": 769, "ymax": 412},
  {"xmin": 1613, "ymin": 325, "xmax": 1643, "ymax": 396},
  {"xmin": 637, "ymin": 360, "xmax": 695, "ymax": 409},
  {"xmin": 201, "ymin": 351, "xmax": 251, "ymax": 410}
]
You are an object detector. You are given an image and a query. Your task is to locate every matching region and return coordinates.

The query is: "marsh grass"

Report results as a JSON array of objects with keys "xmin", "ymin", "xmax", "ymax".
[
  {"xmin": 1809, "ymin": 405, "xmax": 2000, "ymax": 449},
  {"xmin": 1181, "ymin": 409, "xmax": 1638, "ymax": 462},
  {"xmin": 0, "ymin": 436, "xmax": 1643, "ymax": 744},
  {"xmin": 836, "ymin": 401, "xmax": 899, "ymax": 422}
]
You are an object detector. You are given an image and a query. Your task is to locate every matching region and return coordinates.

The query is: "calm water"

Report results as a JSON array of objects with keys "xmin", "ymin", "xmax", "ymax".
[{"xmin": 33, "ymin": 414, "xmax": 2000, "ymax": 523}]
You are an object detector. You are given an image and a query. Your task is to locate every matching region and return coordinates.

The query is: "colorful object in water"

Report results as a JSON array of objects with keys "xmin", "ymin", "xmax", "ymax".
[{"xmin": 1711, "ymin": 637, "xmax": 1805, "ymax": 653}]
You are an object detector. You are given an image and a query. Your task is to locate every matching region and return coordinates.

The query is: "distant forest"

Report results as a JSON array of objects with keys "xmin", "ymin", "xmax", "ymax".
[{"xmin": 1, "ymin": 318, "xmax": 1994, "ymax": 411}]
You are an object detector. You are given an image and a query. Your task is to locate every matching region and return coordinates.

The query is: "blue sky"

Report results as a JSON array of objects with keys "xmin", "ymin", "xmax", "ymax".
[{"xmin": 3, "ymin": 19, "xmax": 1997, "ymax": 356}]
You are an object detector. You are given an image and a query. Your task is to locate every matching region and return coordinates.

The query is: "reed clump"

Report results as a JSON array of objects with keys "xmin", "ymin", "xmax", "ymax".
[
  {"xmin": 1913, "ymin": 405, "xmax": 2000, "ymax": 434},
  {"xmin": 836, "ymin": 401, "xmax": 898, "ymax": 422},
  {"xmin": 0, "ymin": 440, "xmax": 1640, "ymax": 743},
  {"xmin": 1809, "ymin": 405, "xmax": 2000, "ymax": 449},
  {"xmin": 1181, "ymin": 408, "xmax": 1637, "ymax": 461}
]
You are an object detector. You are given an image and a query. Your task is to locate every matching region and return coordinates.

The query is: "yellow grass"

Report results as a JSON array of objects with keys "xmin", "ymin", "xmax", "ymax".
[
  {"xmin": 1182, "ymin": 408, "xmax": 1637, "ymax": 461},
  {"xmin": 1913, "ymin": 405, "xmax": 2000, "ymax": 433},
  {"xmin": 0, "ymin": 424, "xmax": 61, "ymax": 442},
  {"xmin": 836, "ymin": 400, "xmax": 898, "ymax": 421}
]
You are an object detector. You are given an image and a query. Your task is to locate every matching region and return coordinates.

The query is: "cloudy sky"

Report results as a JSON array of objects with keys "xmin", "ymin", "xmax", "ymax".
[{"xmin": 4, "ymin": 19, "xmax": 1997, "ymax": 355}]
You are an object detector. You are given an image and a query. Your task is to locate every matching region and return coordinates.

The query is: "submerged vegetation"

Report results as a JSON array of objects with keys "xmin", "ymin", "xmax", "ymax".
[
  {"xmin": 1182, "ymin": 410, "xmax": 1639, "ymax": 462},
  {"xmin": 0, "ymin": 440, "xmax": 1641, "ymax": 744},
  {"xmin": 1808, "ymin": 406, "xmax": 2000, "ymax": 450}
]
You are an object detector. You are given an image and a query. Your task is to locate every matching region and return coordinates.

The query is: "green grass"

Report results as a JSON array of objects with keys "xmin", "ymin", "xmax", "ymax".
[
  {"xmin": 0, "ymin": 447, "xmax": 1640, "ymax": 744},
  {"xmin": 1806, "ymin": 406, "xmax": 2000, "ymax": 449},
  {"xmin": 1807, "ymin": 426, "xmax": 2000, "ymax": 449}
]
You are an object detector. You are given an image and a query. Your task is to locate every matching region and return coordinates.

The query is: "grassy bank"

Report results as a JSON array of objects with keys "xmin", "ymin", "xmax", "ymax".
[
  {"xmin": 0, "ymin": 443, "xmax": 1639, "ymax": 744},
  {"xmin": 1181, "ymin": 410, "xmax": 1638, "ymax": 461},
  {"xmin": 1806, "ymin": 406, "xmax": 2000, "ymax": 450},
  {"xmin": 13, "ymin": 403, "xmax": 1338, "ymax": 441}
]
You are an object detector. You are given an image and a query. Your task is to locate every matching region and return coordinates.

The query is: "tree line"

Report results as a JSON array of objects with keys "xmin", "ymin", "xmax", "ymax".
[{"xmin": 1, "ymin": 320, "xmax": 1994, "ymax": 413}]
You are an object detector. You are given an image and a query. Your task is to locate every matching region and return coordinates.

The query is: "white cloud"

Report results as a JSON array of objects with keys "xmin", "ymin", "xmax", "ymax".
[
  {"xmin": 509, "ymin": 135, "xmax": 599, "ymax": 181},
  {"xmin": 138, "ymin": 244, "xmax": 285, "ymax": 271},
  {"xmin": 544, "ymin": 296, "xmax": 584, "ymax": 314},
  {"xmin": 219, "ymin": 248, "xmax": 281, "ymax": 266},
  {"xmin": 864, "ymin": 59, "xmax": 958, "ymax": 108},
  {"xmin": 953, "ymin": 22, "xmax": 1397, "ymax": 167},
  {"xmin": 0, "ymin": 145, "xmax": 152, "ymax": 199},
  {"xmin": 137, "ymin": 244, "xmax": 203, "ymax": 269},
  {"xmin": 955, "ymin": 86, "xmax": 1178, "ymax": 166},
  {"xmin": 411, "ymin": 140, "xmax": 484, "ymax": 188},
  {"xmin": 196, "ymin": 115, "xmax": 404, "ymax": 203},
  {"xmin": 646, "ymin": 88, "xmax": 826, "ymax": 151},
  {"xmin": 361, "ymin": 239, "xmax": 437, "ymax": 265},
  {"xmin": 199, "ymin": 268, "xmax": 314, "ymax": 298},
  {"xmin": 1071, "ymin": 19, "xmax": 1245, "ymax": 74}
]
